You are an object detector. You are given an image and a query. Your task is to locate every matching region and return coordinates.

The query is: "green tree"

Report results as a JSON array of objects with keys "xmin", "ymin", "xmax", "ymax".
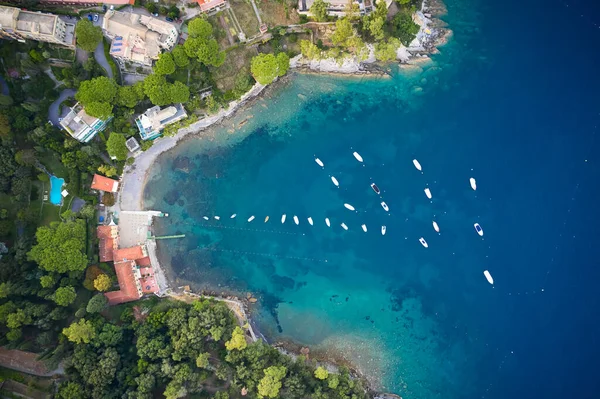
[
  {"xmin": 172, "ymin": 45, "xmax": 189, "ymax": 68},
  {"xmin": 86, "ymin": 293, "xmax": 108, "ymax": 313},
  {"xmin": 300, "ymin": 40, "xmax": 321, "ymax": 59},
  {"xmin": 54, "ymin": 286, "xmax": 77, "ymax": 306},
  {"xmin": 0, "ymin": 282, "xmax": 10, "ymax": 298},
  {"xmin": 375, "ymin": 38, "xmax": 401, "ymax": 61},
  {"xmin": 93, "ymin": 274, "xmax": 111, "ymax": 291},
  {"xmin": 196, "ymin": 352, "xmax": 210, "ymax": 369},
  {"xmin": 188, "ymin": 18, "xmax": 213, "ymax": 39},
  {"xmin": 106, "ymin": 133, "xmax": 128, "ymax": 161},
  {"xmin": 314, "ymin": 366, "xmax": 329, "ymax": 380},
  {"xmin": 310, "ymin": 0, "xmax": 330, "ymax": 22},
  {"xmin": 225, "ymin": 326, "xmax": 247, "ymax": 351},
  {"xmin": 391, "ymin": 10, "xmax": 420, "ymax": 45},
  {"xmin": 75, "ymin": 76, "xmax": 118, "ymax": 118},
  {"xmin": 144, "ymin": 74, "xmax": 171, "ymax": 106},
  {"xmin": 117, "ymin": 83, "xmax": 145, "ymax": 108},
  {"xmin": 250, "ymin": 53, "xmax": 289, "ymax": 85},
  {"xmin": 155, "ymin": 52, "xmax": 176, "ymax": 75},
  {"xmin": 327, "ymin": 373, "xmax": 339, "ymax": 389},
  {"xmin": 257, "ymin": 366, "xmax": 287, "ymax": 398},
  {"xmin": 84, "ymin": 101, "xmax": 113, "ymax": 119},
  {"xmin": 57, "ymin": 382, "xmax": 85, "ymax": 399},
  {"xmin": 98, "ymin": 164, "xmax": 117, "ymax": 177},
  {"xmin": 397, "ymin": 0, "xmax": 412, "ymax": 4},
  {"xmin": 169, "ymin": 81, "xmax": 190, "ymax": 103},
  {"xmin": 0, "ymin": 113, "xmax": 10, "ymax": 141},
  {"xmin": 40, "ymin": 275, "xmax": 55, "ymax": 288},
  {"xmin": 28, "ymin": 220, "xmax": 88, "ymax": 273},
  {"xmin": 76, "ymin": 20, "xmax": 102, "ymax": 52},
  {"xmin": 0, "ymin": 94, "xmax": 13, "ymax": 106},
  {"xmin": 63, "ymin": 318, "xmax": 96, "ymax": 344},
  {"xmin": 331, "ymin": 18, "xmax": 353, "ymax": 47}
]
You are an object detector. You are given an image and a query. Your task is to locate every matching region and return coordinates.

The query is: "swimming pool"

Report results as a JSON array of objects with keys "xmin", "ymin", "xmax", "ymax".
[{"xmin": 49, "ymin": 175, "xmax": 65, "ymax": 205}]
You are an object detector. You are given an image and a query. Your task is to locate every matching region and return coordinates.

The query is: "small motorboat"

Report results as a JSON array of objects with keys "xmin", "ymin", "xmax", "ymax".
[
  {"xmin": 371, "ymin": 183, "xmax": 380, "ymax": 195},
  {"xmin": 294, "ymin": 216, "xmax": 299, "ymax": 225},
  {"xmin": 483, "ymin": 270, "xmax": 494, "ymax": 285},
  {"xmin": 353, "ymin": 151, "xmax": 363, "ymax": 162},
  {"xmin": 214, "ymin": 216, "xmax": 220, "ymax": 220},
  {"xmin": 281, "ymin": 214, "xmax": 286, "ymax": 224},
  {"xmin": 203, "ymin": 216, "xmax": 209, "ymax": 221},
  {"xmin": 424, "ymin": 188, "xmax": 432, "ymax": 199},
  {"xmin": 361, "ymin": 224, "xmax": 367, "ymax": 232},
  {"xmin": 470, "ymin": 177, "xmax": 477, "ymax": 191},
  {"xmin": 474, "ymin": 223, "xmax": 484, "ymax": 236},
  {"xmin": 315, "ymin": 158, "xmax": 324, "ymax": 167},
  {"xmin": 230, "ymin": 214, "xmax": 237, "ymax": 219},
  {"xmin": 419, "ymin": 237, "xmax": 428, "ymax": 248},
  {"xmin": 325, "ymin": 218, "xmax": 331, "ymax": 227},
  {"xmin": 381, "ymin": 226, "xmax": 386, "ymax": 235},
  {"xmin": 264, "ymin": 216, "xmax": 269, "ymax": 223},
  {"xmin": 247, "ymin": 216, "xmax": 255, "ymax": 222},
  {"xmin": 308, "ymin": 217, "xmax": 313, "ymax": 225},
  {"xmin": 432, "ymin": 221, "xmax": 440, "ymax": 233},
  {"xmin": 344, "ymin": 203, "xmax": 356, "ymax": 211},
  {"xmin": 331, "ymin": 176, "xmax": 340, "ymax": 187},
  {"xmin": 341, "ymin": 223, "xmax": 348, "ymax": 231},
  {"xmin": 381, "ymin": 201, "xmax": 389, "ymax": 212},
  {"xmin": 413, "ymin": 159, "xmax": 422, "ymax": 171}
]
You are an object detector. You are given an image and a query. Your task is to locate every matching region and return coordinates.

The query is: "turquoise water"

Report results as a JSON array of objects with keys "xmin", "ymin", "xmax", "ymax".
[
  {"xmin": 49, "ymin": 175, "xmax": 65, "ymax": 205},
  {"xmin": 144, "ymin": 0, "xmax": 600, "ymax": 397}
]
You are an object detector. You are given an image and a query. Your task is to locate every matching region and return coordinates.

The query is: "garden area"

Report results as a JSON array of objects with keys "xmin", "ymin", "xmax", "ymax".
[
  {"xmin": 258, "ymin": 0, "xmax": 300, "ymax": 27},
  {"xmin": 229, "ymin": 0, "xmax": 261, "ymax": 38}
]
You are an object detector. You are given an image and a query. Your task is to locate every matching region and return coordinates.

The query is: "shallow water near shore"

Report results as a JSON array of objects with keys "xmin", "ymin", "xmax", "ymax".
[{"xmin": 144, "ymin": 0, "xmax": 600, "ymax": 397}]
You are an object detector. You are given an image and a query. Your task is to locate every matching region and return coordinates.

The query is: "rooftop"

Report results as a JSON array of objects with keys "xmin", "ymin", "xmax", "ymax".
[
  {"xmin": 104, "ymin": 260, "xmax": 141, "ymax": 305},
  {"xmin": 137, "ymin": 104, "xmax": 187, "ymax": 140},
  {"xmin": 91, "ymin": 174, "xmax": 119, "ymax": 193},
  {"xmin": 97, "ymin": 225, "xmax": 118, "ymax": 262},
  {"xmin": 16, "ymin": 11, "xmax": 56, "ymax": 35},
  {"xmin": 113, "ymin": 245, "xmax": 147, "ymax": 262},
  {"xmin": 197, "ymin": 0, "xmax": 226, "ymax": 12}
]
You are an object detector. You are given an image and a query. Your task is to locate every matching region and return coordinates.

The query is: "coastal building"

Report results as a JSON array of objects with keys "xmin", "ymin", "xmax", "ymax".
[
  {"xmin": 126, "ymin": 136, "xmax": 141, "ymax": 153},
  {"xmin": 195, "ymin": 0, "xmax": 228, "ymax": 14},
  {"xmin": 59, "ymin": 103, "xmax": 111, "ymax": 143},
  {"xmin": 135, "ymin": 104, "xmax": 188, "ymax": 141},
  {"xmin": 91, "ymin": 174, "xmax": 119, "ymax": 193},
  {"xmin": 297, "ymin": 0, "xmax": 371, "ymax": 17},
  {"xmin": 102, "ymin": 10, "xmax": 179, "ymax": 66},
  {"xmin": 0, "ymin": 6, "xmax": 75, "ymax": 48},
  {"xmin": 97, "ymin": 225, "xmax": 118, "ymax": 262},
  {"xmin": 104, "ymin": 244, "xmax": 159, "ymax": 305}
]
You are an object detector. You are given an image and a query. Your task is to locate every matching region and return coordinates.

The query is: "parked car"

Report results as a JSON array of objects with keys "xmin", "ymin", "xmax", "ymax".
[
  {"xmin": 102, "ymin": 5, "xmax": 107, "ymax": 12},
  {"xmin": 93, "ymin": 14, "xmax": 99, "ymax": 22},
  {"xmin": 87, "ymin": 14, "xmax": 93, "ymax": 21},
  {"xmin": 166, "ymin": 17, "xmax": 174, "ymax": 22}
]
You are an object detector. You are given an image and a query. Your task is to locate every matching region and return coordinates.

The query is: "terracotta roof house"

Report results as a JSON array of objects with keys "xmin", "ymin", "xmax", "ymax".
[
  {"xmin": 196, "ymin": 0, "xmax": 227, "ymax": 13},
  {"xmin": 104, "ymin": 245, "xmax": 148, "ymax": 305},
  {"xmin": 91, "ymin": 174, "xmax": 119, "ymax": 193},
  {"xmin": 97, "ymin": 225, "xmax": 118, "ymax": 262}
]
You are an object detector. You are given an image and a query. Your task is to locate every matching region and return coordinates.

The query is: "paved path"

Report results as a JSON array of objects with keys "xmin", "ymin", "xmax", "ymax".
[
  {"xmin": 48, "ymin": 88, "xmax": 76, "ymax": 126},
  {"xmin": 94, "ymin": 39, "xmax": 113, "ymax": 79},
  {"xmin": 248, "ymin": 0, "xmax": 263, "ymax": 25}
]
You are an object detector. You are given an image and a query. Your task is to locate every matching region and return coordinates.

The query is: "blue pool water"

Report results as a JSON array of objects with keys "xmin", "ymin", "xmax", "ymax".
[
  {"xmin": 49, "ymin": 175, "xmax": 65, "ymax": 205},
  {"xmin": 144, "ymin": 0, "xmax": 600, "ymax": 397}
]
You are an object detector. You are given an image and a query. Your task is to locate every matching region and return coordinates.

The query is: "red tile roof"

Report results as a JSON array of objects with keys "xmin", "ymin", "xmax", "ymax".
[
  {"xmin": 136, "ymin": 256, "xmax": 152, "ymax": 267},
  {"xmin": 141, "ymin": 276, "xmax": 159, "ymax": 294},
  {"xmin": 113, "ymin": 246, "xmax": 146, "ymax": 262},
  {"xmin": 104, "ymin": 260, "xmax": 141, "ymax": 305},
  {"xmin": 97, "ymin": 226, "xmax": 118, "ymax": 262},
  {"xmin": 197, "ymin": 0, "xmax": 225, "ymax": 12},
  {"xmin": 91, "ymin": 174, "xmax": 119, "ymax": 193}
]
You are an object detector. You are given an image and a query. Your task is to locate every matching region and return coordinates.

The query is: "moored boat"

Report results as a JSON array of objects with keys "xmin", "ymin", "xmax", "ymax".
[
  {"xmin": 424, "ymin": 188, "xmax": 432, "ymax": 199},
  {"xmin": 483, "ymin": 270, "xmax": 494, "ymax": 285},
  {"xmin": 381, "ymin": 201, "xmax": 389, "ymax": 212},
  {"xmin": 353, "ymin": 151, "xmax": 363, "ymax": 162},
  {"xmin": 203, "ymin": 216, "xmax": 209, "ymax": 220},
  {"xmin": 344, "ymin": 203, "xmax": 355, "ymax": 211},
  {"xmin": 247, "ymin": 216, "xmax": 255, "ymax": 222},
  {"xmin": 474, "ymin": 223, "xmax": 484, "ymax": 236},
  {"xmin": 264, "ymin": 216, "xmax": 269, "ymax": 223},
  {"xmin": 341, "ymin": 223, "xmax": 348, "ymax": 230},
  {"xmin": 281, "ymin": 214, "xmax": 286, "ymax": 224},
  {"xmin": 381, "ymin": 226, "xmax": 386, "ymax": 235},
  {"xmin": 371, "ymin": 183, "xmax": 380, "ymax": 194},
  {"xmin": 413, "ymin": 159, "xmax": 422, "ymax": 171},
  {"xmin": 331, "ymin": 176, "xmax": 340, "ymax": 187},
  {"xmin": 230, "ymin": 214, "xmax": 237, "ymax": 219},
  {"xmin": 325, "ymin": 218, "xmax": 331, "ymax": 227},
  {"xmin": 361, "ymin": 224, "xmax": 367, "ymax": 232},
  {"xmin": 470, "ymin": 177, "xmax": 477, "ymax": 191},
  {"xmin": 433, "ymin": 221, "xmax": 440, "ymax": 233},
  {"xmin": 419, "ymin": 237, "xmax": 428, "ymax": 248},
  {"xmin": 315, "ymin": 158, "xmax": 324, "ymax": 167},
  {"xmin": 294, "ymin": 216, "xmax": 299, "ymax": 225},
  {"xmin": 308, "ymin": 217, "xmax": 313, "ymax": 225}
]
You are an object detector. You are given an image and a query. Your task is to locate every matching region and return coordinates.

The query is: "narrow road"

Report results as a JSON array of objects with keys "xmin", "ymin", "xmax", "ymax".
[
  {"xmin": 48, "ymin": 88, "xmax": 76, "ymax": 126},
  {"xmin": 94, "ymin": 39, "xmax": 113, "ymax": 79},
  {"xmin": 248, "ymin": 0, "xmax": 263, "ymax": 26}
]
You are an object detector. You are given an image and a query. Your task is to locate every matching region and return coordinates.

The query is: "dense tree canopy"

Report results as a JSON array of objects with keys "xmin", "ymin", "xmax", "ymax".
[
  {"xmin": 183, "ymin": 18, "xmax": 225, "ymax": 67},
  {"xmin": 86, "ymin": 293, "xmax": 108, "ymax": 313},
  {"xmin": 155, "ymin": 52, "xmax": 176, "ymax": 75},
  {"xmin": 116, "ymin": 82, "xmax": 145, "ymax": 108},
  {"xmin": 172, "ymin": 45, "xmax": 190, "ymax": 68},
  {"xmin": 314, "ymin": 366, "xmax": 329, "ymax": 380},
  {"xmin": 331, "ymin": 18, "xmax": 354, "ymax": 46},
  {"xmin": 54, "ymin": 286, "xmax": 77, "ymax": 306},
  {"xmin": 93, "ymin": 274, "xmax": 111, "ymax": 291},
  {"xmin": 391, "ymin": 10, "xmax": 421, "ymax": 45},
  {"xmin": 75, "ymin": 76, "xmax": 118, "ymax": 119},
  {"xmin": 106, "ymin": 133, "xmax": 128, "ymax": 161},
  {"xmin": 143, "ymin": 74, "xmax": 189, "ymax": 106},
  {"xmin": 375, "ymin": 38, "xmax": 401, "ymax": 61},
  {"xmin": 75, "ymin": 20, "xmax": 102, "ymax": 52},
  {"xmin": 188, "ymin": 18, "xmax": 213, "ymax": 39},
  {"xmin": 63, "ymin": 318, "xmax": 96, "ymax": 344},
  {"xmin": 28, "ymin": 220, "xmax": 88, "ymax": 273},
  {"xmin": 257, "ymin": 365, "xmax": 287, "ymax": 398},
  {"xmin": 250, "ymin": 53, "xmax": 290, "ymax": 85},
  {"xmin": 310, "ymin": 0, "xmax": 330, "ymax": 22},
  {"xmin": 225, "ymin": 326, "xmax": 247, "ymax": 351}
]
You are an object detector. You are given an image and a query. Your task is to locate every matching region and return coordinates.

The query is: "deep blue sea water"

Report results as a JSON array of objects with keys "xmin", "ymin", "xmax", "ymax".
[{"xmin": 144, "ymin": 0, "xmax": 600, "ymax": 397}]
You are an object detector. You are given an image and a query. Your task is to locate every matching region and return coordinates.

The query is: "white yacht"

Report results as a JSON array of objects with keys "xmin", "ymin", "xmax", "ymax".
[
  {"xmin": 307, "ymin": 217, "xmax": 313, "ymax": 225},
  {"xmin": 371, "ymin": 183, "xmax": 380, "ymax": 194},
  {"xmin": 432, "ymin": 221, "xmax": 440, "ymax": 233},
  {"xmin": 470, "ymin": 177, "xmax": 477, "ymax": 191},
  {"xmin": 214, "ymin": 216, "xmax": 220, "ymax": 220},
  {"xmin": 361, "ymin": 224, "xmax": 367, "ymax": 232},
  {"xmin": 424, "ymin": 188, "xmax": 432, "ymax": 199},
  {"xmin": 341, "ymin": 223, "xmax": 348, "ymax": 230},
  {"xmin": 483, "ymin": 270, "xmax": 494, "ymax": 285},
  {"xmin": 381, "ymin": 201, "xmax": 389, "ymax": 212},
  {"xmin": 353, "ymin": 151, "xmax": 363, "ymax": 162},
  {"xmin": 419, "ymin": 237, "xmax": 428, "ymax": 248},
  {"xmin": 413, "ymin": 159, "xmax": 422, "ymax": 171},
  {"xmin": 325, "ymin": 218, "xmax": 331, "ymax": 227},
  {"xmin": 294, "ymin": 216, "xmax": 299, "ymax": 225},
  {"xmin": 344, "ymin": 203, "xmax": 356, "ymax": 211},
  {"xmin": 315, "ymin": 158, "xmax": 324, "ymax": 167},
  {"xmin": 230, "ymin": 214, "xmax": 237, "ymax": 219},
  {"xmin": 203, "ymin": 216, "xmax": 209, "ymax": 220},
  {"xmin": 281, "ymin": 214, "xmax": 286, "ymax": 224},
  {"xmin": 247, "ymin": 216, "xmax": 255, "ymax": 222},
  {"xmin": 474, "ymin": 223, "xmax": 484, "ymax": 236},
  {"xmin": 381, "ymin": 226, "xmax": 386, "ymax": 235},
  {"xmin": 331, "ymin": 176, "xmax": 340, "ymax": 187}
]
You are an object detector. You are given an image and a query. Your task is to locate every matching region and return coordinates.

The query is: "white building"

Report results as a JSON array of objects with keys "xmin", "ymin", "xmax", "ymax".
[
  {"xmin": 59, "ymin": 103, "xmax": 111, "ymax": 143},
  {"xmin": 102, "ymin": 10, "xmax": 179, "ymax": 66},
  {"xmin": 0, "ymin": 6, "xmax": 75, "ymax": 48},
  {"xmin": 135, "ymin": 104, "xmax": 187, "ymax": 141}
]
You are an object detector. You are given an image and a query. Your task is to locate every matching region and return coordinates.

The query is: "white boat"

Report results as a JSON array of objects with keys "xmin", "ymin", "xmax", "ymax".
[
  {"xmin": 308, "ymin": 217, "xmax": 313, "ymax": 225},
  {"xmin": 432, "ymin": 221, "xmax": 440, "ymax": 233},
  {"xmin": 230, "ymin": 214, "xmax": 237, "ymax": 219},
  {"xmin": 381, "ymin": 201, "xmax": 389, "ymax": 212},
  {"xmin": 483, "ymin": 270, "xmax": 494, "ymax": 285},
  {"xmin": 353, "ymin": 151, "xmax": 363, "ymax": 162},
  {"xmin": 371, "ymin": 183, "xmax": 381, "ymax": 195},
  {"xmin": 413, "ymin": 159, "xmax": 422, "ymax": 171},
  {"xmin": 315, "ymin": 158, "xmax": 324, "ymax": 167},
  {"xmin": 294, "ymin": 216, "xmax": 299, "ymax": 225},
  {"xmin": 381, "ymin": 226, "xmax": 386, "ymax": 235},
  {"xmin": 419, "ymin": 237, "xmax": 428, "ymax": 248},
  {"xmin": 247, "ymin": 216, "xmax": 255, "ymax": 222},
  {"xmin": 474, "ymin": 223, "xmax": 484, "ymax": 236},
  {"xmin": 341, "ymin": 223, "xmax": 348, "ymax": 231},
  {"xmin": 470, "ymin": 177, "xmax": 477, "ymax": 191},
  {"xmin": 264, "ymin": 216, "xmax": 269, "ymax": 223},
  {"xmin": 214, "ymin": 216, "xmax": 220, "ymax": 220},
  {"xmin": 331, "ymin": 176, "xmax": 340, "ymax": 187},
  {"xmin": 281, "ymin": 214, "xmax": 286, "ymax": 224},
  {"xmin": 325, "ymin": 218, "xmax": 331, "ymax": 227},
  {"xmin": 203, "ymin": 216, "xmax": 209, "ymax": 220},
  {"xmin": 361, "ymin": 224, "xmax": 367, "ymax": 232},
  {"xmin": 344, "ymin": 203, "xmax": 356, "ymax": 211},
  {"xmin": 424, "ymin": 188, "xmax": 432, "ymax": 199}
]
